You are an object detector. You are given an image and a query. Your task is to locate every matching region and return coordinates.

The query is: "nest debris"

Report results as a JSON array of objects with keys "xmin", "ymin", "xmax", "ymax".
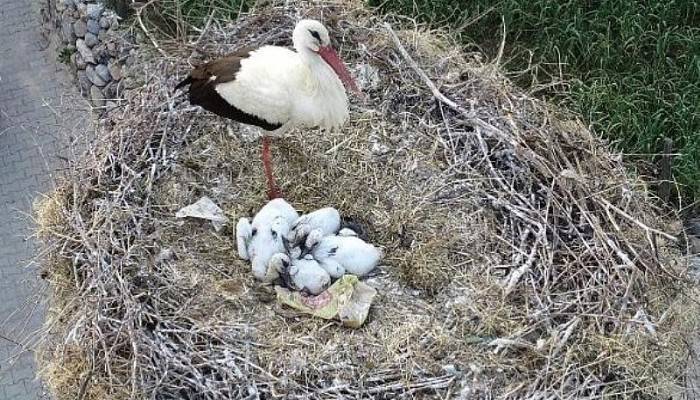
[{"xmin": 35, "ymin": 1, "xmax": 698, "ymax": 399}]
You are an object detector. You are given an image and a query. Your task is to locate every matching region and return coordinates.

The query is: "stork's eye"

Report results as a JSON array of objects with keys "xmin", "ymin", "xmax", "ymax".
[
  {"xmin": 271, "ymin": 230, "xmax": 278, "ymax": 239},
  {"xmin": 251, "ymin": 228, "xmax": 257, "ymax": 236},
  {"xmin": 309, "ymin": 29, "xmax": 321, "ymax": 41}
]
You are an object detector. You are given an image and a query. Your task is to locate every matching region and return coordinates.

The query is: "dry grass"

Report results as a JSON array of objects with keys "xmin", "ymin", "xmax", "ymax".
[{"xmin": 35, "ymin": 1, "xmax": 698, "ymax": 399}]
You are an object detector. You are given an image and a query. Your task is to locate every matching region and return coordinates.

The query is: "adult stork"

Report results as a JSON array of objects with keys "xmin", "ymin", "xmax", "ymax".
[{"xmin": 175, "ymin": 19, "xmax": 361, "ymax": 199}]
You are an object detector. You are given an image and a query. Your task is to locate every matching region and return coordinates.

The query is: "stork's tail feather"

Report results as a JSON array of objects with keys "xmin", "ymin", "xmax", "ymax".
[{"xmin": 175, "ymin": 76, "xmax": 192, "ymax": 91}]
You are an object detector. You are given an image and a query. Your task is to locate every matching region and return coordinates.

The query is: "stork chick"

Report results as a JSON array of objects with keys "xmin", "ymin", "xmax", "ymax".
[
  {"xmin": 305, "ymin": 229, "xmax": 382, "ymax": 278},
  {"xmin": 175, "ymin": 20, "xmax": 361, "ymax": 199},
  {"xmin": 269, "ymin": 253, "xmax": 331, "ymax": 295},
  {"xmin": 236, "ymin": 199, "xmax": 299, "ymax": 281},
  {"xmin": 287, "ymin": 207, "xmax": 341, "ymax": 246}
]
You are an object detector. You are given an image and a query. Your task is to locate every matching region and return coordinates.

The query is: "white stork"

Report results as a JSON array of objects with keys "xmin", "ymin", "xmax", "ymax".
[{"xmin": 176, "ymin": 19, "xmax": 361, "ymax": 199}]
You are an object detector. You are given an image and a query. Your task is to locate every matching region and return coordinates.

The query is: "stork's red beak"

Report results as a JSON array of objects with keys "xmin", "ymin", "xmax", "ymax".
[{"xmin": 318, "ymin": 46, "xmax": 362, "ymax": 95}]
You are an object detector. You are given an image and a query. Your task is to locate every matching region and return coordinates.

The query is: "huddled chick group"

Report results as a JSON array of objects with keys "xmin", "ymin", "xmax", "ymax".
[{"xmin": 236, "ymin": 199, "xmax": 382, "ymax": 295}]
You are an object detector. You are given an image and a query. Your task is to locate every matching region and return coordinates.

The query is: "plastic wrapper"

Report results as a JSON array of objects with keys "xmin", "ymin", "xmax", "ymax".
[{"xmin": 275, "ymin": 275, "xmax": 377, "ymax": 328}]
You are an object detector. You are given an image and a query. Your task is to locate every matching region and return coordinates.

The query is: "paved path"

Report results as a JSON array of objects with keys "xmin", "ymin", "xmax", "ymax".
[{"xmin": 0, "ymin": 0, "xmax": 88, "ymax": 398}]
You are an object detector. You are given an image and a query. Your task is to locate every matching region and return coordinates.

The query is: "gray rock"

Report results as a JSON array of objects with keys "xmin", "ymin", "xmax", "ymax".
[
  {"xmin": 95, "ymin": 63, "xmax": 112, "ymax": 83},
  {"xmin": 87, "ymin": 18, "xmax": 100, "ymax": 35},
  {"xmin": 98, "ymin": 29, "xmax": 108, "ymax": 42},
  {"xmin": 86, "ymin": 3, "xmax": 104, "ymax": 19},
  {"xmin": 74, "ymin": 52, "xmax": 86, "ymax": 69},
  {"xmin": 90, "ymin": 85, "xmax": 105, "ymax": 108},
  {"xmin": 121, "ymin": 76, "xmax": 136, "ymax": 89},
  {"xmin": 103, "ymin": 81, "xmax": 121, "ymax": 99},
  {"xmin": 75, "ymin": 39, "xmax": 95, "ymax": 63},
  {"xmin": 692, "ymin": 239, "xmax": 700, "ymax": 255},
  {"xmin": 61, "ymin": 19, "xmax": 75, "ymax": 44},
  {"xmin": 86, "ymin": 65, "xmax": 107, "ymax": 87},
  {"xmin": 56, "ymin": 0, "xmax": 66, "ymax": 12},
  {"xmin": 63, "ymin": 0, "xmax": 76, "ymax": 10},
  {"xmin": 77, "ymin": 70, "xmax": 92, "ymax": 95},
  {"xmin": 68, "ymin": 52, "xmax": 79, "ymax": 71},
  {"xmin": 84, "ymin": 32, "xmax": 99, "ymax": 47},
  {"xmin": 99, "ymin": 16, "xmax": 110, "ymax": 29},
  {"xmin": 105, "ymin": 100, "xmax": 118, "ymax": 113},
  {"xmin": 73, "ymin": 19, "xmax": 87, "ymax": 37},
  {"xmin": 77, "ymin": 2, "xmax": 87, "ymax": 17},
  {"xmin": 91, "ymin": 44, "xmax": 109, "ymax": 64},
  {"xmin": 107, "ymin": 62, "xmax": 122, "ymax": 81},
  {"xmin": 106, "ymin": 41, "xmax": 117, "ymax": 56}
]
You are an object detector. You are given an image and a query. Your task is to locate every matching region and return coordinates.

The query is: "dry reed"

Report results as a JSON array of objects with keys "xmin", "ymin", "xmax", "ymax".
[{"xmin": 35, "ymin": 1, "xmax": 698, "ymax": 399}]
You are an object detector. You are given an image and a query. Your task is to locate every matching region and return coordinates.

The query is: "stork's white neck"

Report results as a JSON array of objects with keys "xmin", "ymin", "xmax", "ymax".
[
  {"xmin": 295, "ymin": 50, "xmax": 348, "ymax": 129},
  {"xmin": 295, "ymin": 47, "xmax": 323, "ymax": 67}
]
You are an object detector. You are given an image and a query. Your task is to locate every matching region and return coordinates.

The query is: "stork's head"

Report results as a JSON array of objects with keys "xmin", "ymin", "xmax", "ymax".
[
  {"xmin": 293, "ymin": 19, "xmax": 331, "ymax": 52},
  {"xmin": 293, "ymin": 19, "xmax": 361, "ymax": 95},
  {"xmin": 304, "ymin": 228, "xmax": 325, "ymax": 250},
  {"xmin": 248, "ymin": 217, "xmax": 289, "ymax": 281}
]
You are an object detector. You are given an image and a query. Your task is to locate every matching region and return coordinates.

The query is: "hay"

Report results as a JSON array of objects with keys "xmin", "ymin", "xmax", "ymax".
[{"xmin": 35, "ymin": 1, "xmax": 698, "ymax": 398}]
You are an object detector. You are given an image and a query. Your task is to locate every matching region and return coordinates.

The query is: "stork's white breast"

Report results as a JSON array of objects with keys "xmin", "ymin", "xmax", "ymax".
[{"xmin": 215, "ymin": 46, "xmax": 349, "ymax": 130}]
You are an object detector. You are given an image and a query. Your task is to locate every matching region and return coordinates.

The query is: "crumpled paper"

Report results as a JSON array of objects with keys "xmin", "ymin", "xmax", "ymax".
[
  {"xmin": 175, "ymin": 196, "xmax": 228, "ymax": 232},
  {"xmin": 275, "ymin": 275, "xmax": 377, "ymax": 328}
]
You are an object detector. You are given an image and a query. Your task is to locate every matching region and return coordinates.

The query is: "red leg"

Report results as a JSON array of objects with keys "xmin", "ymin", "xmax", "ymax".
[{"xmin": 261, "ymin": 136, "xmax": 282, "ymax": 199}]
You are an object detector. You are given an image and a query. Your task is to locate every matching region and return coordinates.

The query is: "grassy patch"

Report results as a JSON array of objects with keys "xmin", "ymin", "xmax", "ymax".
[
  {"xmin": 139, "ymin": 0, "xmax": 254, "ymax": 39},
  {"xmin": 57, "ymin": 46, "xmax": 75, "ymax": 64},
  {"xmin": 369, "ymin": 0, "xmax": 700, "ymax": 203}
]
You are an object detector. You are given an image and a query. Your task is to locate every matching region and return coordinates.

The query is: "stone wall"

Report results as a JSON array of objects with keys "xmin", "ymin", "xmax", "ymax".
[{"xmin": 53, "ymin": 0, "xmax": 132, "ymax": 113}]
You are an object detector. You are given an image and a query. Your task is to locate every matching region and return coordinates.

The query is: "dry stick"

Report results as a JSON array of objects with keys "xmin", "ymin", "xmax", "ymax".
[
  {"xmin": 76, "ymin": 359, "xmax": 95, "ymax": 400},
  {"xmin": 494, "ymin": 16, "xmax": 507, "ymax": 68},
  {"xmin": 504, "ymin": 235, "xmax": 540, "ymax": 296},
  {"xmin": 385, "ymin": 23, "xmax": 530, "ymax": 153},
  {"xmin": 385, "ymin": 21, "xmax": 552, "ymax": 212},
  {"xmin": 553, "ymin": 317, "xmax": 580, "ymax": 356},
  {"xmin": 136, "ymin": 0, "xmax": 169, "ymax": 58},
  {"xmin": 658, "ymin": 137, "xmax": 674, "ymax": 202},
  {"xmin": 193, "ymin": 8, "xmax": 217, "ymax": 48},
  {"xmin": 384, "ymin": 23, "xmax": 467, "ymax": 114},
  {"xmin": 598, "ymin": 198, "xmax": 677, "ymax": 242}
]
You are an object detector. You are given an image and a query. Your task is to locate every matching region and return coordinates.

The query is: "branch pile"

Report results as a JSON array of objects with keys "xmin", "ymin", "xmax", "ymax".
[{"xmin": 35, "ymin": 1, "xmax": 697, "ymax": 399}]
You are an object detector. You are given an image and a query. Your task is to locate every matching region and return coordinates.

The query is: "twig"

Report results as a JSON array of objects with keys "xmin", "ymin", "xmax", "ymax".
[
  {"xmin": 504, "ymin": 235, "xmax": 540, "ymax": 296},
  {"xmin": 136, "ymin": 0, "xmax": 168, "ymax": 58},
  {"xmin": 384, "ymin": 23, "xmax": 469, "ymax": 114},
  {"xmin": 495, "ymin": 16, "xmax": 506, "ymax": 67},
  {"xmin": 599, "ymin": 198, "xmax": 677, "ymax": 242}
]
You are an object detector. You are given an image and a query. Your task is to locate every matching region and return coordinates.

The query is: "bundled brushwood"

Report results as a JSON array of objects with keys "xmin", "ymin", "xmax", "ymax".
[{"xmin": 35, "ymin": 1, "xmax": 697, "ymax": 399}]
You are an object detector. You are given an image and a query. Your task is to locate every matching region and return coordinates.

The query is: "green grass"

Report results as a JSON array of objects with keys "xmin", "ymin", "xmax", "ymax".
[
  {"xmin": 369, "ymin": 0, "xmax": 700, "ymax": 203},
  {"xmin": 141, "ymin": 0, "xmax": 253, "ymax": 38},
  {"xmin": 57, "ymin": 46, "xmax": 76, "ymax": 64}
]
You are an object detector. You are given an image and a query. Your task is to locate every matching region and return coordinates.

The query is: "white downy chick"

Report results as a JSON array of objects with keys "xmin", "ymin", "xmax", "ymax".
[
  {"xmin": 338, "ymin": 228, "xmax": 358, "ymax": 237},
  {"xmin": 269, "ymin": 253, "xmax": 331, "ymax": 295},
  {"xmin": 252, "ymin": 198, "xmax": 299, "ymax": 227},
  {"xmin": 306, "ymin": 229, "xmax": 382, "ymax": 278},
  {"xmin": 241, "ymin": 199, "xmax": 299, "ymax": 282},
  {"xmin": 236, "ymin": 217, "xmax": 253, "ymax": 260},
  {"xmin": 287, "ymin": 207, "xmax": 341, "ymax": 246}
]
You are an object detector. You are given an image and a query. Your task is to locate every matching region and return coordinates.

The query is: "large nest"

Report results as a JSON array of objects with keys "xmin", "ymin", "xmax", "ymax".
[{"xmin": 36, "ymin": 1, "xmax": 698, "ymax": 398}]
